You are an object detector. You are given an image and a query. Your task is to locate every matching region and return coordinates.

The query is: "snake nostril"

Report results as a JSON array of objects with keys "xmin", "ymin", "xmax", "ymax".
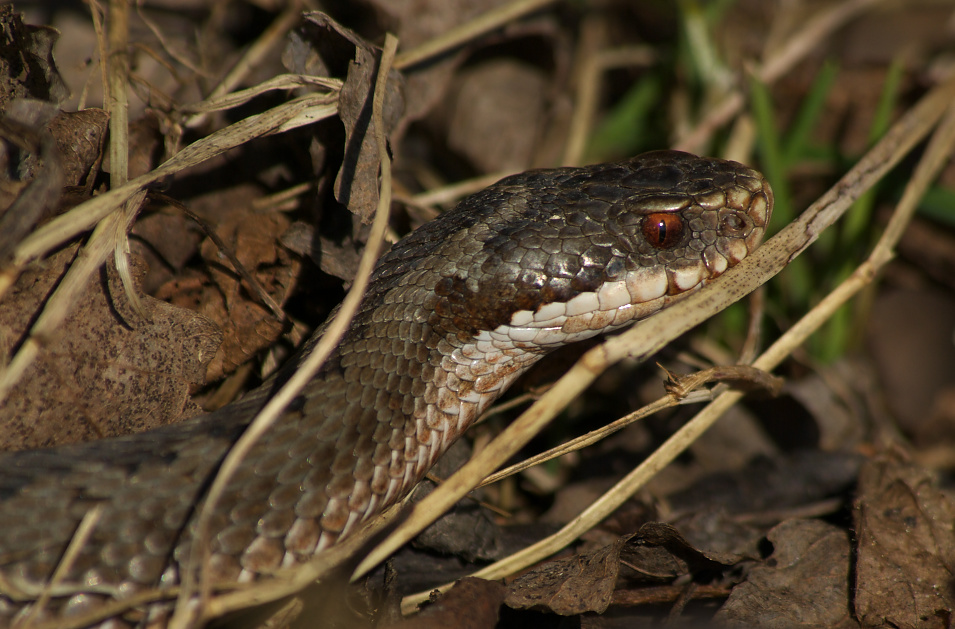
[
  {"xmin": 642, "ymin": 213, "xmax": 685, "ymax": 249},
  {"xmin": 720, "ymin": 213, "xmax": 746, "ymax": 235}
]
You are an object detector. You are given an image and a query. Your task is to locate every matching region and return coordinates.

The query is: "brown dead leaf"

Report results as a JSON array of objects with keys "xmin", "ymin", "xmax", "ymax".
[
  {"xmin": 853, "ymin": 457, "xmax": 955, "ymax": 629},
  {"xmin": 506, "ymin": 536, "xmax": 625, "ymax": 615},
  {"xmin": 280, "ymin": 219, "xmax": 364, "ymax": 283},
  {"xmin": 0, "ymin": 5, "xmax": 68, "ymax": 111},
  {"xmin": 661, "ymin": 451, "xmax": 861, "ymax": 557},
  {"xmin": 46, "ymin": 108, "xmax": 108, "ymax": 188},
  {"xmin": 715, "ymin": 519, "xmax": 856, "ymax": 628},
  {"xmin": 390, "ymin": 578, "xmax": 505, "ymax": 629},
  {"xmin": 287, "ymin": 12, "xmax": 406, "ymax": 222},
  {"xmin": 0, "ymin": 102, "xmax": 63, "ymax": 261},
  {"xmin": 130, "ymin": 210, "xmax": 204, "ymax": 294},
  {"xmin": 445, "ymin": 59, "xmax": 548, "ymax": 173},
  {"xmin": 624, "ymin": 522, "xmax": 743, "ymax": 575},
  {"xmin": 505, "ymin": 523, "xmax": 740, "ymax": 617},
  {"xmin": 192, "ymin": 211, "xmax": 298, "ymax": 381},
  {"xmin": 0, "ymin": 248, "xmax": 221, "ymax": 450}
]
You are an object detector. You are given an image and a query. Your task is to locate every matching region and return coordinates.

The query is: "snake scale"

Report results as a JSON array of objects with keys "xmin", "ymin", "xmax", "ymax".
[{"xmin": 0, "ymin": 150, "xmax": 771, "ymax": 627}]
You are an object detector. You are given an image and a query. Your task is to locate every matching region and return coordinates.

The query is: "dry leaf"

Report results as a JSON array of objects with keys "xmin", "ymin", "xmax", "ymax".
[
  {"xmin": 46, "ymin": 108, "xmax": 108, "ymax": 187},
  {"xmin": 0, "ymin": 5, "xmax": 68, "ymax": 110},
  {"xmin": 715, "ymin": 519, "xmax": 856, "ymax": 628},
  {"xmin": 288, "ymin": 12, "xmax": 406, "ymax": 222},
  {"xmin": 390, "ymin": 578, "xmax": 505, "ymax": 629},
  {"xmin": 506, "ymin": 536, "xmax": 625, "ymax": 615},
  {"xmin": 853, "ymin": 457, "xmax": 955, "ymax": 629},
  {"xmin": 192, "ymin": 211, "xmax": 298, "ymax": 381},
  {"xmin": 0, "ymin": 248, "xmax": 221, "ymax": 449},
  {"xmin": 506, "ymin": 523, "xmax": 739, "ymax": 616}
]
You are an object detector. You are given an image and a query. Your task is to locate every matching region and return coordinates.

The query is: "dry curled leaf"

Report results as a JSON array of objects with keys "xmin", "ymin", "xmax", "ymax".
[
  {"xmin": 505, "ymin": 522, "xmax": 740, "ymax": 616},
  {"xmin": 46, "ymin": 108, "xmax": 108, "ymax": 187},
  {"xmin": 715, "ymin": 519, "xmax": 855, "ymax": 628},
  {"xmin": 287, "ymin": 12, "xmax": 406, "ymax": 222},
  {"xmin": 0, "ymin": 248, "xmax": 221, "ymax": 450},
  {"xmin": 853, "ymin": 457, "xmax": 955, "ymax": 629},
  {"xmin": 0, "ymin": 5, "xmax": 68, "ymax": 111},
  {"xmin": 187, "ymin": 211, "xmax": 298, "ymax": 381},
  {"xmin": 506, "ymin": 536, "xmax": 624, "ymax": 616},
  {"xmin": 390, "ymin": 578, "xmax": 505, "ymax": 629}
]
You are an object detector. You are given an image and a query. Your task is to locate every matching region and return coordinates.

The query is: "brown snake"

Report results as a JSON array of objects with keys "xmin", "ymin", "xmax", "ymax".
[{"xmin": 0, "ymin": 150, "xmax": 772, "ymax": 626}]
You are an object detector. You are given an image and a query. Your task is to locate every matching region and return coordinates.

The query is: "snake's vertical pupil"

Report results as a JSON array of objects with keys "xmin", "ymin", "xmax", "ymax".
[{"xmin": 642, "ymin": 213, "xmax": 684, "ymax": 249}]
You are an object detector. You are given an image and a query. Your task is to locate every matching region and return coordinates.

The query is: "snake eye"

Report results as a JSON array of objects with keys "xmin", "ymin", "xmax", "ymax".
[{"xmin": 642, "ymin": 213, "xmax": 684, "ymax": 249}]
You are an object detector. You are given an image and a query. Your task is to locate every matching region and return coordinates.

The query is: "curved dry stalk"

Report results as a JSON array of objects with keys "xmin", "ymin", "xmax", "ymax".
[
  {"xmin": 396, "ymin": 72, "xmax": 955, "ymax": 613},
  {"xmin": 184, "ymin": 1, "xmax": 305, "ymax": 129},
  {"xmin": 0, "ymin": 92, "xmax": 337, "ymax": 295},
  {"xmin": 394, "ymin": 0, "xmax": 559, "ymax": 69},
  {"xmin": 478, "ymin": 366, "xmax": 781, "ymax": 489},
  {"xmin": 675, "ymin": 0, "xmax": 884, "ymax": 153},
  {"xmin": 105, "ymin": 1, "xmax": 152, "ymax": 322},
  {"xmin": 168, "ymin": 33, "xmax": 400, "ymax": 629},
  {"xmin": 562, "ymin": 45, "xmax": 656, "ymax": 167},
  {"xmin": 180, "ymin": 74, "xmax": 342, "ymax": 115},
  {"xmin": 22, "ymin": 587, "xmax": 178, "ymax": 629},
  {"xmin": 20, "ymin": 505, "xmax": 104, "ymax": 625}
]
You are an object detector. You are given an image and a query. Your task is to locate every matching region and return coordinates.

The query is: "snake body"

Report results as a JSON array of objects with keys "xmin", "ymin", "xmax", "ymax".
[{"xmin": 0, "ymin": 150, "xmax": 771, "ymax": 626}]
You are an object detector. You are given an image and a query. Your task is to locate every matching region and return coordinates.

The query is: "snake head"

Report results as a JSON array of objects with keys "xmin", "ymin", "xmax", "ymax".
[{"xmin": 375, "ymin": 150, "xmax": 772, "ymax": 349}]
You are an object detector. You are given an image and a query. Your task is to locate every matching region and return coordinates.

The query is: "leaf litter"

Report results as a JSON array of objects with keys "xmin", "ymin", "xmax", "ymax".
[{"xmin": 4, "ymin": 1, "xmax": 955, "ymax": 628}]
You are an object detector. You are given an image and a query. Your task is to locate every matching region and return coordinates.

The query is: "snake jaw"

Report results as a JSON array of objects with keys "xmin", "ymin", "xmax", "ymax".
[{"xmin": 703, "ymin": 246, "xmax": 730, "ymax": 276}]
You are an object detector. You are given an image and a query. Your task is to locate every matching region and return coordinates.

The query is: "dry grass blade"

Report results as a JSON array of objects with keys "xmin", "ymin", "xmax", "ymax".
[
  {"xmin": 20, "ymin": 505, "xmax": 103, "ymax": 625},
  {"xmin": 675, "ymin": 0, "xmax": 883, "ymax": 153},
  {"xmin": 23, "ymin": 590, "xmax": 178, "ymax": 629},
  {"xmin": 478, "ymin": 366, "xmax": 781, "ymax": 489},
  {"xmin": 180, "ymin": 74, "xmax": 342, "ymax": 115},
  {"xmin": 106, "ymin": 0, "xmax": 128, "ymax": 188},
  {"xmin": 106, "ymin": 0, "xmax": 152, "ymax": 323},
  {"xmin": 393, "ymin": 72, "xmax": 955, "ymax": 612},
  {"xmin": 0, "ymin": 189, "xmax": 147, "ymax": 407},
  {"xmin": 184, "ymin": 0, "xmax": 304, "ymax": 129},
  {"xmin": 167, "ymin": 33, "xmax": 401, "ymax": 629},
  {"xmin": 563, "ymin": 46, "xmax": 655, "ymax": 167},
  {"xmin": 2, "ymin": 93, "xmax": 338, "ymax": 287},
  {"xmin": 410, "ymin": 170, "xmax": 519, "ymax": 207},
  {"xmin": 394, "ymin": 0, "xmax": 559, "ymax": 69},
  {"xmin": 478, "ymin": 397, "xmax": 675, "ymax": 489}
]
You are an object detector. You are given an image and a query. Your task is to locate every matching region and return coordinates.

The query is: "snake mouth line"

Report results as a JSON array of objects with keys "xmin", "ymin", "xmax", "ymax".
[{"xmin": 494, "ymin": 182, "xmax": 772, "ymax": 349}]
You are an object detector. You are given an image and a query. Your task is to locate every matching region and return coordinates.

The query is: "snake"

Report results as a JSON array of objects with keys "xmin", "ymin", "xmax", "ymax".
[{"xmin": 0, "ymin": 150, "xmax": 771, "ymax": 627}]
